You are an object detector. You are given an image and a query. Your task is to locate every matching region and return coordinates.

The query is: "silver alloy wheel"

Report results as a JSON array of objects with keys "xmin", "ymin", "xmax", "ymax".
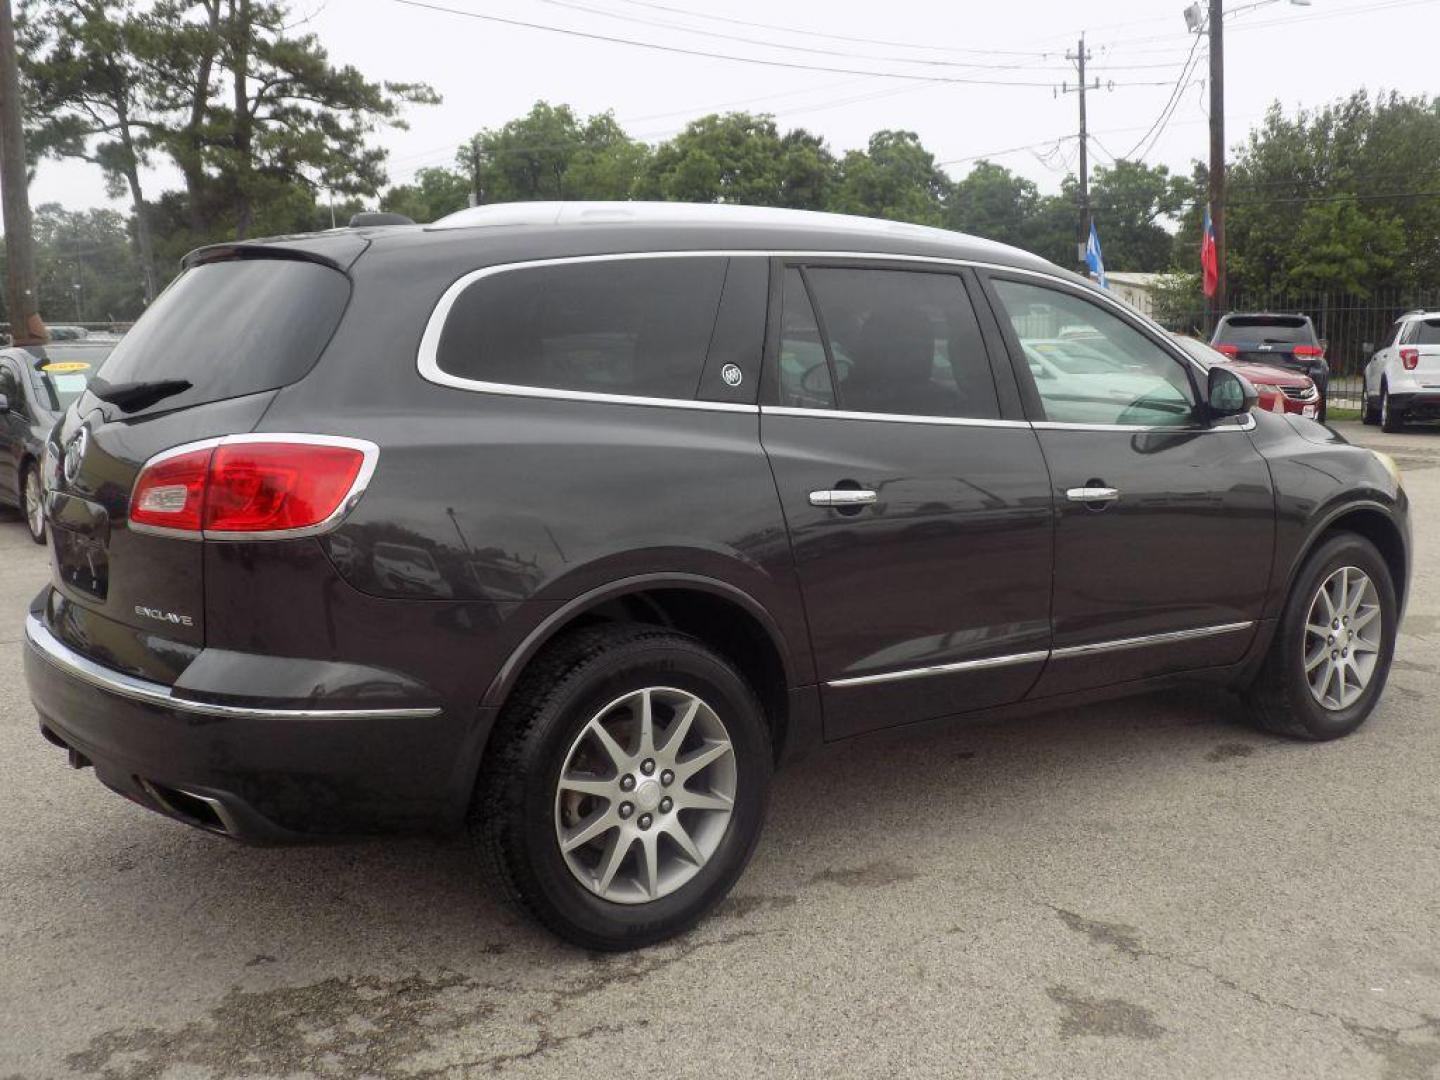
[
  {"xmin": 554, "ymin": 686, "xmax": 737, "ymax": 904},
  {"xmin": 23, "ymin": 468, "xmax": 44, "ymax": 540},
  {"xmin": 1303, "ymin": 566, "xmax": 1383, "ymax": 711}
]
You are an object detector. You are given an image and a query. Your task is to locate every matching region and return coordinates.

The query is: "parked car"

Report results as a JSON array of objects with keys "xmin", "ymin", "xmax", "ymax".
[
  {"xmin": 1211, "ymin": 312, "xmax": 1329, "ymax": 422},
  {"xmin": 1171, "ymin": 335, "xmax": 1322, "ymax": 418},
  {"xmin": 24, "ymin": 203, "xmax": 1409, "ymax": 950},
  {"xmin": 0, "ymin": 343, "xmax": 110, "ymax": 543},
  {"xmin": 1363, "ymin": 309, "xmax": 1440, "ymax": 431}
]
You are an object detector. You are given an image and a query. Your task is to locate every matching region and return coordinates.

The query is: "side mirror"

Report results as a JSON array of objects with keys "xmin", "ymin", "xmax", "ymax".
[
  {"xmin": 1206, "ymin": 366, "xmax": 1257, "ymax": 419},
  {"xmin": 0, "ymin": 393, "xmax": 9, "ymax": 415}
]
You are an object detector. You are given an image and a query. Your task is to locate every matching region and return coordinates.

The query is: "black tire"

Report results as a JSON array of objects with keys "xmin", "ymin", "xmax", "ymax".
[
  {"xmin": 473, "ymin": 623, "xmax": 772, "ymax": 950},
  {"xmin": 20, "ymin": 462, "xmax": 45, "ymax": 544},
  {"xmin": 1244, "ymin": 532, "xmax": 1397, "ymax": 741},
  {"xmin": 1380, "ymin": 383, "xmax": 1405, "ymax": 433},
  {"xmin": 1361, "ymin": 391, "xmax": 1380, "ymax": 425}
]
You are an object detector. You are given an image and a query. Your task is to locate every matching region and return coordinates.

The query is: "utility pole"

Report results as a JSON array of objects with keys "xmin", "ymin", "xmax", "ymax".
[
  {"xmin": 0, "ymin": 0, "xmax": 44, "ymax": 345},
  {"xmin": 1062, "ymin": 34, "xmax": 1099, "ymax": 271},
  {"xmin": 1207, "ymin": 0, "xmax": 1226, "ymax": 327},
  {"xmin": 469, "ymin": 142, "xmax": 482, "ymax": 207}
]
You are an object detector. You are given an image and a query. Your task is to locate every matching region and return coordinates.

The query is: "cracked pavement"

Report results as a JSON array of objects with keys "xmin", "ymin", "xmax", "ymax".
[{"xmin": 2, "ymin": 420, "xmax": 1439, "ymax": 1079}]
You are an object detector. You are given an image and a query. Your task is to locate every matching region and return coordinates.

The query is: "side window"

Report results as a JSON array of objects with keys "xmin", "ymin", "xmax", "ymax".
[
  {"xmin": 0, "ymin": 363, "xmax": 19, "ymax": 408},
  {"xmin": 435, "ymin": 257, "xmax": 728, "ymax": 401},
  {"xmin": 992, "ymin": 279, "xmax": 1196, "ymax": 428},
  {"xmin": 777, "ymin": 268, "xmax": 835, "ymax": 409},
  {"xmin": 1398, "ymin": 321, "xmax": 1417, "ymax": 346},
  {"xmin": 803, "ymin": 268, "xmax": 1001, "ymax": 420}
]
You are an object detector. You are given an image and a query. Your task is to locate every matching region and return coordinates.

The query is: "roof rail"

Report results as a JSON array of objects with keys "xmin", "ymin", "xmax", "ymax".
[{"xmin": 348, "ymin": 211, "xmax": 414, "ymax": 228}]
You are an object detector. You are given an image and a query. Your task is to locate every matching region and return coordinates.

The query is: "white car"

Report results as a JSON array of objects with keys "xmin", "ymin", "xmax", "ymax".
[{"xmin": 1364, "ymin": 310, "xmax": 1440, "ymax": 431}]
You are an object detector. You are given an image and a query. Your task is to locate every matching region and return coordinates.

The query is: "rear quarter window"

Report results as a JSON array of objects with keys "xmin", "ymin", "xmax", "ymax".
[
  {"xmin": 432, "ymin": 257, "xmax": 731, "ymax": 401},
  {"xmin": 92, "ymin": 258, "xmax": 350, "ymax": 414},
  {"xmin": 1409, "ymin": 319, "xmax": 1440, "ymax": 346}
]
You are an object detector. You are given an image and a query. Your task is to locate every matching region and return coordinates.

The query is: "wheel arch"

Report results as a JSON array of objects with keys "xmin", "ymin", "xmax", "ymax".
[
  {"xmin": 1287, "ymin": 501, "xmax": 1408, "ymax": 614},
  {"xmin": 483, "ymin": 574, "xmax": 798, "ymax": 761}
]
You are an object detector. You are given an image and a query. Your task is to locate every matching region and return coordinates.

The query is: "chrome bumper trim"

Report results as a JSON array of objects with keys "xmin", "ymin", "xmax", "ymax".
[
  {"xmin": 1049, "ymin": 621, "xmax": 1254, "ymax": 660},
  {"xmin": 24, "ymin": 614, "xmax": 442, "ymax": 720},
  {"xmin": 826, "ymin": 650, "xmax": 1049, "ymax": 689}
]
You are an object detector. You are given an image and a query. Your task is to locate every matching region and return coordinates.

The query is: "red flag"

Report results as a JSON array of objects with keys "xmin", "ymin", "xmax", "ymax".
[{"xmin": 1200, "ymin": 206, "xmax": 1218, "ymax": 298}]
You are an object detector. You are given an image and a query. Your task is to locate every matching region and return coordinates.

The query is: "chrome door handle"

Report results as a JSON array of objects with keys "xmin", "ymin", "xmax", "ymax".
[
  {"xmin": 1066, "ymin": 486, "xmax": 1120, "ymax": 504},
  {"xmin": 810, "ymin": 489, "xmax": 877, "ymax": 507}
]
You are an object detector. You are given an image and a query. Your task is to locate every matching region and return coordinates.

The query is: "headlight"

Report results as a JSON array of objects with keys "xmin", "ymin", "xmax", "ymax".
[{"xmin": 1372, "ymin": 450, "xmax": 1403, "ymax": 488}]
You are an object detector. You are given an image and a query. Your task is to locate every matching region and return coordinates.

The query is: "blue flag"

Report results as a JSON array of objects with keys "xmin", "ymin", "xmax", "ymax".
[{"xmin": 1085, "ymin": 220, "xmax": 1107, "ymax": 289}]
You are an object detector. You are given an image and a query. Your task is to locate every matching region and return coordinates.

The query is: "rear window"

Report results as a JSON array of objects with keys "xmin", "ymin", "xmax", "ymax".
[
  {"xmin": 434, "ymin": 257, "xmax": 729, "ymax": 401},
  {"xmin": 1409, "ymin": 318, "xmax": 1440, "ymax": 346},
  {"xmin": 1214, "ymin": 316, "xmax": 1316, "ymax": 347},
  {"xmin": 92, "ymin": 258, "xmax": 350, "ymax": 413}
]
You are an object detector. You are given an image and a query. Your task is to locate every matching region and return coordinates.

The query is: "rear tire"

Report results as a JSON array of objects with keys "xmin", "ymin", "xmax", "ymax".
[
  {"xmin": 1244, "ymin": 533, "xmax": 1397, "ymax": 741},
  {"xmin": 473, "ymin": 624, "xmax": 772, "ymax": 950},
  {"xmin": 1362, "ymin": 391, "xmax": 1380, "ymax": 425},
  {"xmin": 1381, "ymin": 383, "xmax": 1405, "ymax": 433},
  {"xmin": 21, "ymin": 463, "xmax": 45, "ymax": 544}
]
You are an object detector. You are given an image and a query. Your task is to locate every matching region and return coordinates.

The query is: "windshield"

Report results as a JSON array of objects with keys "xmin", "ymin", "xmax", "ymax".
[
  {"xmin": 23, "ymin": 345, "xmax": 112, "ymax": 413},
  {"xmin": 92, "ymin": 257, "xmax": 351, "ymax": 415}
]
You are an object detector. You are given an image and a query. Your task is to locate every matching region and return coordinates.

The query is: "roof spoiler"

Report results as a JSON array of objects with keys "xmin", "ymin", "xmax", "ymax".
[{"xmin": 348, "ymin": 212, "xmax": 414, "ymax": 228}]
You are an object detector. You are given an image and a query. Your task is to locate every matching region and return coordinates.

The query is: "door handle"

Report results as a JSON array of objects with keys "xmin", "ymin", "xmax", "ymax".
[
  {"xmin": 1066, "ymin": 486, "xmax": 1120, "ymax": 504},
  {"xmin": 810, "ymin": 489, "xmax": 877, "ymax": 507}
]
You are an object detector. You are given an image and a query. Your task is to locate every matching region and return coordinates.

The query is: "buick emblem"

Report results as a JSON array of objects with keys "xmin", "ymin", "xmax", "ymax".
[
  {"xmin": 721, "ymin": 363, "xmax": 744, "ymax": 387},
  {"xmin": 62, "ymin": 427, "xmax": 89, "ymax": 485}
]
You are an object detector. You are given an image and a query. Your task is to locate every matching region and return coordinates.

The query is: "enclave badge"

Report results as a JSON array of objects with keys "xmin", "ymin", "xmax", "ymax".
[{"xmin": 62, "ymin": 427, "xmax": 89, "ymax": 485}]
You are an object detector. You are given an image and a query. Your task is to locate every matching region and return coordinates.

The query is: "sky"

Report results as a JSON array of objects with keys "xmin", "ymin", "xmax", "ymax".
[{"xmin": 29, "ymin": 0, "xmax": 1440, "ymax": 214}]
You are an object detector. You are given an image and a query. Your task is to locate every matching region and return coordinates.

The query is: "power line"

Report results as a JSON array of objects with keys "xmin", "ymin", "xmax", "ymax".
[
  {"xmin": 388, "ymin": 0, "xmax": 1177, "ymax": 88},
  {"xmin": 529, "ymin": 0, "xmax": 1074, "ymax": 71},
  {"xmin": 1122, "ymin": 31, "xmax": 1206, "ymax": 161}
]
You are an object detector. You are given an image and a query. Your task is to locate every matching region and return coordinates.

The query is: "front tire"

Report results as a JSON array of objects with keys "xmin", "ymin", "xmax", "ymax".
[
  {"xmin": 1244, "ymin": 533, "xmax": 1397, "ymax": 740},
  {"xmin": 21, "ymin": 463, "xmax": 45, "ymax": 544},
  {"xmin": 474, "ymin": 624, "xmax": 772, "ymax": 950}
]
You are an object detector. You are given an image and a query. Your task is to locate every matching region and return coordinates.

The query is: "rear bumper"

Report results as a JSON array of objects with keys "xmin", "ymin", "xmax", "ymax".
[
  {"xmin": 23, "ymin": 611, "xmax": 481, "ymax": 842},
  {"xmin": 1385, "ymin": 392, "xmax": 1440, "ymax": 417}
]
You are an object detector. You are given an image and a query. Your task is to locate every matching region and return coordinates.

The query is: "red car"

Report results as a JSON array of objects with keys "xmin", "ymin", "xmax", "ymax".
[{"xmin": 1172, "ymin": 335, "xmax": 1323, "ymax": 419}]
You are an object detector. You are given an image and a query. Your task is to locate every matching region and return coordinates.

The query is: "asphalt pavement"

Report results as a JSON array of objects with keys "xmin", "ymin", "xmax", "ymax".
[{"xmin": 2, "ymin": 420, "xmax": 1438, "ymax": 1079}]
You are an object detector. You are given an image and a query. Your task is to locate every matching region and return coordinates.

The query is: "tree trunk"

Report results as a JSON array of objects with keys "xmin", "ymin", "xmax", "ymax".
[
  {"xmin": 182, "ymin": 0, "xmax": 222, "ymax": 234},
  {"xmin": 123, "ymin": 162, "xmax": 158, "ymax": 304},
  {"xmin": 229, "ymin": 0, "xmax": 253, "ymax": 240},
  {"xmin": 0, "ymin": 0, "xmax": 44, "ymax": 343}
]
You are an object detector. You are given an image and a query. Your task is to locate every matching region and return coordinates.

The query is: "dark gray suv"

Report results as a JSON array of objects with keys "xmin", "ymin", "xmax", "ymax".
[{"xmin": 23, "ymin": 203, "xmax": 1409, "ymax": 948}]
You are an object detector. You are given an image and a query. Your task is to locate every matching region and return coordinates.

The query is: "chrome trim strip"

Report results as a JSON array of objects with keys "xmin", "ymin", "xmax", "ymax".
[
  {"xmin": 1032, "ymin": 414, "xmax": 1257, "ymax": 434},
  {"xmin": 826, "ymin": 649, "xmax": 1049, "ymax": 688},
  {"xmin": 1049, "ymin": 621, "xmax": 1254, "ymax": 660},
  {"xmin": 128, "ymin": 433, "xmax": 381, "ymax": 542},
  {"xmin": 24, "ymin": 614, "xmax": 442, "ymax": 720},
  {"xmin": 763, "ymin": 405, "xmax": 1030, "ymax": 428},
  {"xmin": 824, "ymin": 621, "xmax": 1255, "ymax": 688}
]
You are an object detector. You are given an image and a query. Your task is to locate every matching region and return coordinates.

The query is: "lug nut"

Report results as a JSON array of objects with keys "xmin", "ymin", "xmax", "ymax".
[
  {"xmin": 619, "ymin": 775, "xmax": 636, "ymax": 792},
  {"xmin": 618, "ymin": 802, "xmax": 634, "ymax": 819},
  {"xmin": 1328, "ymin": 635, "xmax": 1335, "ymax": 645},
  {"xmin": 660, "ymin": 769, "xmax": 674, "ymax": 787},
  {"xmin": 659, "ymin": 796, "xmax": 673, "ymax": 813},
  {"xmin": 1331, "ymin": 651, "xmax": 1339, "ymax": 660},
  {"xmin": 640, "ymin": 759, "xmax": 656, "ymax": 776},
  {"xmin": 638, "ymin": 813, "xmax": 653, "ymax": 830},
  {"xmin": 1333, "ymin": 620, "xmax": 1341, "ymax": 630},
  {"xmin": 1342, "ymin": 649, "xmax": 1349, "ymax": 658}
]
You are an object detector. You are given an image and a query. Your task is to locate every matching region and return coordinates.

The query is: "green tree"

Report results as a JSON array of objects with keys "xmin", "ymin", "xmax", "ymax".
[
  {"xmin": 465, "ymin": 102, "xmax": 649, "ymax": 203},
  {"xmin": 643, "ymin": 113, "xmax": 833, "ymax": 208},
  {"xmin": 1087, "ymin": 160, "xmax": 1189, "ymax": 271},
  {"xmin": 829, "ymin": 130, "xmax": 949, "ymax": 225},
  {"xmin": 381, "ymin": 166, "xmax": 470, "ymax": 223},
  {"xmin": 33, "ymin": 203, "xmax": 145, "ymax": 321},
  {"xmin": 945, "ymin": 161, "xmax": 1039, "ymax": 247},
  {"xmin": 1284, "ymin": 198, "xmax": 1405, "ymax": 296}
]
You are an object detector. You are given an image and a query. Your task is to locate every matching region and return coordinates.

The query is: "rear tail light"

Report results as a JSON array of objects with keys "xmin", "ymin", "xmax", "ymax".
[
  {"xmin": 1293, "ymin": 345, "xmax": 1325, "ymax": 359},
  {"xmin": 1215, "ymin": 344, "xmax": 1239, "ymax": 358},
  {"xmin": 1401, "ymin": 348, "xmax": 1420, "ymax": 370},
  {"xmin": 129, "ymin": 436, "xmax": 376, "ymax": 539}
]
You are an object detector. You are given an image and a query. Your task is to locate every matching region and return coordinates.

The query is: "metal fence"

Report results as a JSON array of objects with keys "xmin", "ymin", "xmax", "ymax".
[{"xmin": 1154, "ymin": 289, "xmax": 1440, "ymax": 411}]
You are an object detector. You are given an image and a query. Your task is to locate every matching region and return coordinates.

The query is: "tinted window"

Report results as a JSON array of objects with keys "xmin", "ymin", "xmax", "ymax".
[
  {"xmin": 777, "ymin": 268, "xmax": 835, "ymax": 409},
  {"xmin": 436, "ymin": 258, "xmax": 728, "ymax": 400},
  {"xmin": 1410, "ymin": 318, "xmax": 1440, "ymax": 346},
  {"xmin": 803, "ymin": 268, "xmax": 1000, "ymax": 419},
  {"xmin": 0, "ymin": 363, "xmax": 18, "ymax": 406},
  {"xmin": 994, "ymin": 279, "xmax": 1196, "ymax": 427},
  {"xmin": 1214, "ymin": 316, "xmax": 1316, "ymax": 347},
  {"xmin": 94, "ymin": 259, "xmax": 348, "ymax": 414}
]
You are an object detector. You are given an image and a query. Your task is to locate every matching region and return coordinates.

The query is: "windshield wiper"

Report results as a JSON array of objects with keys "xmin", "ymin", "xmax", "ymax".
[{"xmin": 88, "ymin": 377, "xmax": 193, "ymax": 413}]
